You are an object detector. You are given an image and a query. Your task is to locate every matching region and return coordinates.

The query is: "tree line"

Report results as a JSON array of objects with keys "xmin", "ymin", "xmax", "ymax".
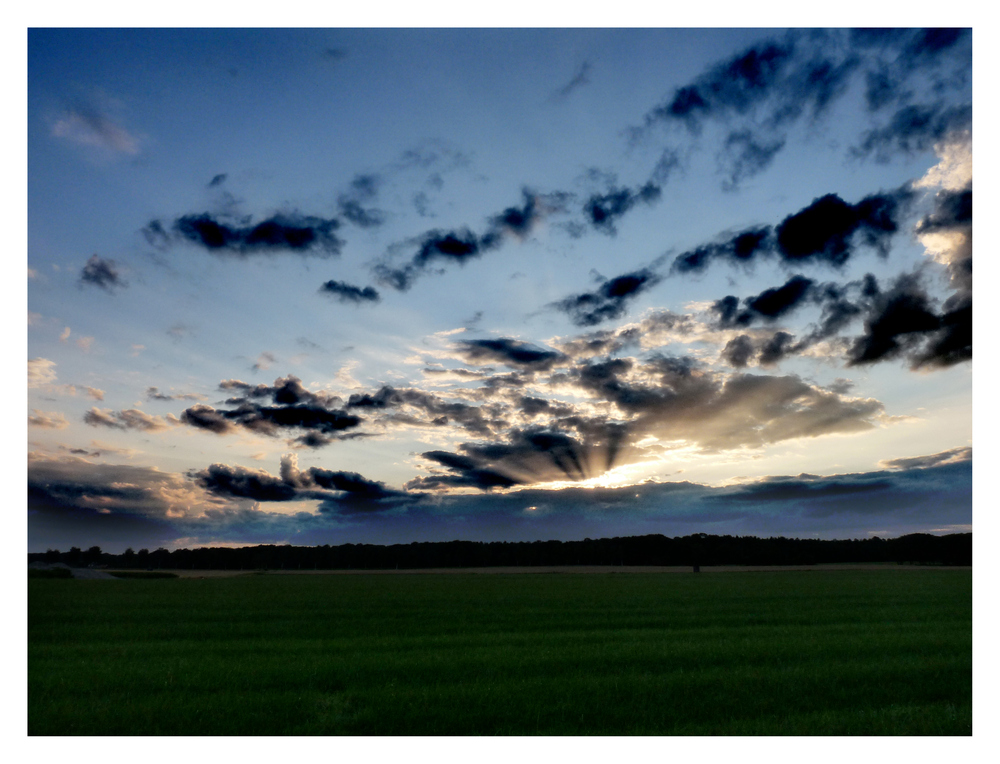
[{"xmin": 29, "ymin": 532, "xmax": 971, "ymax": 570}]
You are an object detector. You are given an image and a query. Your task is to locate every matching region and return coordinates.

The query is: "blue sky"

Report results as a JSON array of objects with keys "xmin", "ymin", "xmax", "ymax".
[{"xmin": 26, "ymin": 27, "xmax": 973, "ymax": 553}]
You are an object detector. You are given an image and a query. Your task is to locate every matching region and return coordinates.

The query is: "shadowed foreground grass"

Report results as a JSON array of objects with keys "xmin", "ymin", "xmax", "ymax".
[{"xmin": 28, "ymin": 569, "xmax": 971, "ymax": 735}]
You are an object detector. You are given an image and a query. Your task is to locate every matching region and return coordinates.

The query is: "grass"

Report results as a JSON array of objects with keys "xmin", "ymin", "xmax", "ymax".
[
  {"xmin": 28, "ymin": 567, "xmax": 72, "ymax": 579},
  {"xmin": 28, "ymin": 569, "xmax": 971, "ymax": 735}
]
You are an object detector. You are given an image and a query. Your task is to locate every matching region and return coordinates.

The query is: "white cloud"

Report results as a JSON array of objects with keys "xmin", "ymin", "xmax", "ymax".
[
  {"xmin": 28, "ymin": 410, "xmax": 69, "ymax": 429},
  {"xmin": 914, "ymin": 131, "xmax": 972, "ymax": 192},
  {"xmin": 28, "ymin": 358, "xmax": 58, "ymax": 387}
]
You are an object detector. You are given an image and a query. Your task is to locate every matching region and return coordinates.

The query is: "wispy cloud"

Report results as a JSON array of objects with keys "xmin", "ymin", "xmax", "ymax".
[
  {"xmin": 51, "ymin": 107, "xmax": 141, "ymax": 155},
  {"xmin": 84, "ymin": 407, "xmax": 178, "ymax": 432},
  {"xmin": 550, "ymin": 61, "xmax": 592, "ymax": 102}
]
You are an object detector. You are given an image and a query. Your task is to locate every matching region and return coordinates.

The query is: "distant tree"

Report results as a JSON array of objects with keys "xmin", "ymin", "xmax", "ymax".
[
  {"xmin": 136, "ymin": 549, "xmax": 150, "ymax": 569},
  {"xmin": 44, "ymin": 548, "xmax": 60, "ymax": 563},
  {"xmin": 84, "ymin": 546, "xmax": 103, "ymax": 566},
  {"xmin": 123, "ymin": 548, "xmax": 136, "ymax": 568},
  {"xmin": 65, "ymin": 547, "xmax": 82, "ymax": 566},
  {"xmin": 150, "ymin": 548, "xmax": 170, "ymax": 569}
]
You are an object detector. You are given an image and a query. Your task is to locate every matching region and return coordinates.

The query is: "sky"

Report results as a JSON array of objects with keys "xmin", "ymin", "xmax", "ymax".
[{"xmin": 26, "ymin": 27, "xmax": 974, "ymax": 553}]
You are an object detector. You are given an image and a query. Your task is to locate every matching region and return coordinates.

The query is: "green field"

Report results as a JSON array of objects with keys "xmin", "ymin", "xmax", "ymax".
[{"xmin": 28, "ymin": 569, "xmax": 971, "ymax": 735}]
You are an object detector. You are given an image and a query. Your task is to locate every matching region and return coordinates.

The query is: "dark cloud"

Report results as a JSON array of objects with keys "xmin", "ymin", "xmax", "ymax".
[
  {"xmin": 774, "ymin": 187, "xmax": 913, "ymax": 265},
  {"xmin": 670, "ymin": 227, "xmax": 773, "ymax": 274},
  {"xmin": 705, "ymin": 259, "xmax": 970, "ymax": 371},
  {"xmin": 455, "ymin": 338, "xmax": 566, "ymax": 371},
  {"xmin": 645, "ymin": 39, "xmax": 796, "ymax": 132},
  {"xmin": 79, "ymin": 255, "xmax": 126, "ymax": 292},
  {"xmin": 747, "ymin": 275, "xmax": 815, "ymax": 318},
  {"xmin": 909, "ymin": 293, "xmax": 971, "ymax": 370},
  {"xmin": 720, "ymin": 335, "xmax": 754, "ymax": 368},
  {"xmin": 634, "ymin": 29, "xmax": 968, "ymax": 186},
  {"xmin": 375, "ymin": 189, "xmax": 566, "ymax": 290},
  {"xmin": 208, "ymin": 173, "xmax": 227, "ymax": 187},
  {"xmin": 519, "ymin": 396, "xmax": 575, "ymax": 418},
  {"xmin": 718, "ymin": 331, "xmax": 799, "ymax": 370},
  {"xmin": 713, "ymin": 275, "xmax": 815, "ymax": 328},
  {"xmin": 808, "ymin": 281, "xmax": 866, "ymax": 341},
  {"xmin": 193, "ymin": 463, "xmax": 299, "ymax": 502},
  {"xmin": 880, "ymin": 446, "xmax": 970, "ymax": 471},
  {"xmin": 180, "ymin": 404, "xmax": 234, "ymax": 434},
  {"xmin": 839, "ymin": 270, "xmax": 969, "ymax": 370},
  {"xmin": 488, "ymin": 191, "xmax": 555, "ymax": 239},
  {"xmin": 583, "ymin": 182, "xmax": 661, "ymax": 234},
  {"xmin": 308, "ymin": 470, "xmax": 409, "ymax": 511},
  {"xmin": 905, "ymin": 28, "xmax": 968, "ymax": 59},
  {"xmin": 757, "ymin": 331, "xmax": 796, "ymax": 367},
  {"xmin": 853, "ymin": 102, "xmax": 971, "ymax": 162},
  {"xmin": 863, "ymin": 66, "xmax": 901, "ymax": 111},
  {"xmin": 290, "ymin": 433, "xmax": 334, "ymax": 449},
  {"xmin": 406, "ymin": 426, "xmax": 627, "ymax": 491},
  {"xmin": 180, "ymin": 376, "xmax": 359, "ymax": 443},
  {"xmin": 337, "ymin": 199, "xmax": 385, "ymax": 228},
  {"xmin": 720, "ymin": 475, "xmax": 894, "ymax": 503},
  {"xmin": 337, "ymin": 173, "xmax": 385, "ymax": 228},
  {"xmin": 671, "ymin": 186, "xmax": 914, "ymax": 275},
  {"xmin": 319, "ymin": 280, "xmax": 380, "ymax": 304},
  {"xmin": 552, "ymin": 268, "xmax": 663, "ymax": 326},
  {"xmin": 346, "ymin": 384, "xmax": 498, "ymax": 436},
  {"xmin": 849, "ymin": 29, "xmax": 969, "ymax": 85},
  {"xmin": 144, "ymin": 212, "xmax": 343, "ymax": 256},
  {"xmin": 718, "ymin": 130, "xmax": 786, "ymax": 190},
  {"xmin": 408, "ymin": 451, "xmax": 521, "ymax": 490},
  {"xmin": 636, "ymin": 32, "xmax": 860, "ymax": 186},
  {"xmin": 191, "ymin": 455, "xmax": 415, "ymax": 514},
  {"xmin": 374, "ymin": 228, "xmax": 494, "ymax": 290},
  {"xmin": 697, "ymin": 457, "xmax": 971, "ymax": 528}
]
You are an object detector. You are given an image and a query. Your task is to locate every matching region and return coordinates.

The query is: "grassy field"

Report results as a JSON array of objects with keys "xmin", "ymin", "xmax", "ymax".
[{"xmin": 28, "ymin": 569, "xmax": 971, "ymax": 735}]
